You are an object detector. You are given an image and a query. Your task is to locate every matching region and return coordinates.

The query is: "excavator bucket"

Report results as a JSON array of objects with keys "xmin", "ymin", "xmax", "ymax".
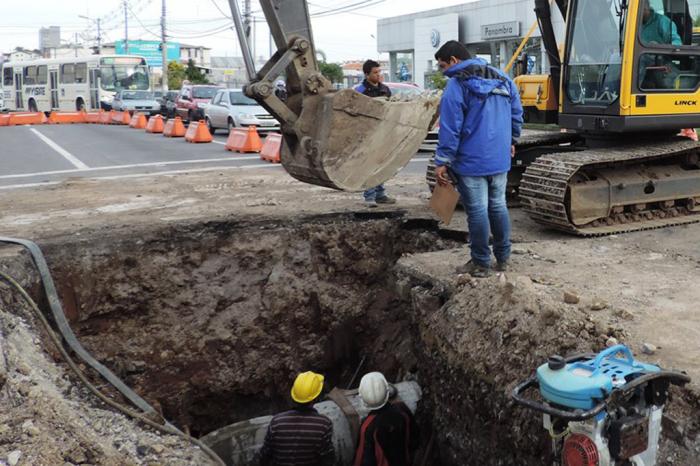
[
  {"xmin": 281, "ymin": 90, "xmax": 440, "ymax": 190},
  {"xmin": 227, "ymin": 0, "xmax": 441, "ymax": 191}
]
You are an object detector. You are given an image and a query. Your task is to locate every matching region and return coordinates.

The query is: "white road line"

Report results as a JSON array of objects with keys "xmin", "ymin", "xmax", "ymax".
[
  {"xmin": 0, "ymin": 164, "xmax": 281, "ymax": 190},
  {"xmin": 211, "ymin": 140, "xmax": 227, "ymax": 145},
  {"xmin": 0, "ymin": 155, "xmax": 263, "ymax": 180},
  {"xmin": 28, "ymin": 128, "xmax": 90, "ymax": 170}
]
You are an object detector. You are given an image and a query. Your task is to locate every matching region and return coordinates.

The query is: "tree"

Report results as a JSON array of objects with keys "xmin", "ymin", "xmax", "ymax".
[
  {"xmin": 318, "ymin": 62, "xmax": 344, "ymax": 84},
  {"xmin": 167, "ymin": 61, "xmax": 186, "ymax": 90},
  {"xmin": 428, "ymin": 72, "xmax": 447, "ymax": 90},
  {"xmin": 185, "ymin": 59, "xmax": 209, "ymax": 84}
]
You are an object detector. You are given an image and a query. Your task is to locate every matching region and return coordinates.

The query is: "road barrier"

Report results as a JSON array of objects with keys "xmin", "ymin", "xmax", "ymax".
[
  {"xmin": 99, "ymin": 110, "xmax": 114, "ymax": 124},
  {"xmin": 129, "ymin": 113, "xmax": 148, "ymax": 129},
  {"xmin": 0, "ymin": 114, "xmax": 11, "ymax": 126},
  {"xmin": 225, "ymin": 126, "xmax": 262, "ymax": 153},
  {"xmin": 185, "ymin": 120, "xmax": 213, "ymax": 143},
  {"xmin": 163, "ymin": 116, "xmax": 186, "ymax": 137},
  {"xmin": 85, "ymin": 111, "xmax": 102, "ymax": 124},
  {"xmin": 48, "ymin": 111, "xmax": 87, "ymax": 124},
  {"xmin": 8, "ymin": 112, "xmax": 47, "ymax": 126},
  {"xmin": 259, "ymin": 133, "xmax": 282, "ymax": 163},
  {"xmin": 145, "ymin": 114, "xmax": 164, "ymax": 133},
  {"xmin": 111, "ymin": 111, "xmax": 131, "ymax": 125}
]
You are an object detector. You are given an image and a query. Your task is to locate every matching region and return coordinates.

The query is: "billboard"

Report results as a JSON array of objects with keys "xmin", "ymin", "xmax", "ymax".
[{"xmin": 115, "ymin": 40, "xmax": 180, "ymax": 67}]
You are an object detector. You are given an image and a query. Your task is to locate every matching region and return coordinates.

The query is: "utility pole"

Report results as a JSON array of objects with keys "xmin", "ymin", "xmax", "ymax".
[
  {"xmin": 74, "ymin": 32, "xmax": 78, "ymax": 57},
  {"xmin": 161, "ymin": 0, "xmax": 168, "ymax": 90},
  {"xmin": 124, "ymin": 0, "xmax": 129, "ymax": 54},
  {"xmin": 97, "ymin": 18, "xmax": 102, "ymax": 54}
]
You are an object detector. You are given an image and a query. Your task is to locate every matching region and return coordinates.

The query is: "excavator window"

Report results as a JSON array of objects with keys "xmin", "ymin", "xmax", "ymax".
[{"xmin": 637, "ymin": 0, "xmax": 700, "ymax": 91}]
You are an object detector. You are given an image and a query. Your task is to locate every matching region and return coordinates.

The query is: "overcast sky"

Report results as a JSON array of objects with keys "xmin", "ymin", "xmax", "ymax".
[{"xmin": 0, "ymin": 0, "xmax": 469, "ymax": 61}]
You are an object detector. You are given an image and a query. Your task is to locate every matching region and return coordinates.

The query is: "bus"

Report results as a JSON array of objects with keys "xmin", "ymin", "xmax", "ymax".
[{"xmin": 1, "ymin": 55, "xmax": 150, "ymax": 112}]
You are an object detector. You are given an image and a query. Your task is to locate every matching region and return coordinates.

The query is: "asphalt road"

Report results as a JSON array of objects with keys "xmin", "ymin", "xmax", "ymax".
[{"xmin": 0, "ymin": 124, "xmax": 431, "ymax": 190}]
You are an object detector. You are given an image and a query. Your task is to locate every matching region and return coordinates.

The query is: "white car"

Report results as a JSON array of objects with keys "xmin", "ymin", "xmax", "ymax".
[
  {"xmin": 204, "ymin": 88, "xmax": 279, "ymax": 134},
  {"xmin": 111, "ymin": 90, "xmax": 160, "ymax": 115}
]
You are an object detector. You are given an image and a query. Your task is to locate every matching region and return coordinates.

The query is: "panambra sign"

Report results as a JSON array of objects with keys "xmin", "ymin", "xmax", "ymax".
[{"xmin": 481, "ymin": 21, "xmax": 521, "ymax": 40}]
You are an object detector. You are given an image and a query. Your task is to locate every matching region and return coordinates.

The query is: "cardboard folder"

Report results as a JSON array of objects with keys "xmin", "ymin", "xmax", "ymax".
[{"xmin": 429, "ymin": 182, "xmax": 461, "ymax": 225}]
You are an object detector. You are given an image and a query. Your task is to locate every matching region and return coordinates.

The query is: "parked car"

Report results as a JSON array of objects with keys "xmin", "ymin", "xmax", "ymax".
[
  {"xmin": 111, "ymin": 90, "xmax": 160, "ymax": 115},
  {"xmin": 158, "ymin": 90, "xmax": 179, "ymax": 118},
  {"xmin": 175, "ymin": 84, "xmax": 221, "ymax": 122},
  {"xmin": 204, "ymin": 88, "xmax": 279, "ymax": 134},
  {"xmin": 384, "ymin": 82, "xmax": 438, "ymax": 151}
]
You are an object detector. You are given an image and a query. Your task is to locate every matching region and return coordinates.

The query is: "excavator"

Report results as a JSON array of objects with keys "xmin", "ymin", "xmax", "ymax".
[
  {"xmin": 515, "ymin": 0, "xmax": 700, "ymax": 235},
  {"xmin": 224, "ymin": 0, "xmax": 439, "ymax": 192}
]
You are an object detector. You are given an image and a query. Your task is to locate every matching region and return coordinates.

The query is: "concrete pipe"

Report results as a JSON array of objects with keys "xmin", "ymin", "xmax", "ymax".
[{"xmin": 201, "ymin": 381, "xmax": 422, "ymax": 466}]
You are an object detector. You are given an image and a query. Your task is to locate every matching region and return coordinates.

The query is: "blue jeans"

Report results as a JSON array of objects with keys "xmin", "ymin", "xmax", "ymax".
[
  {"xmin": 363, "ymin": 184, "xmax": 386, "ymax": 201},
  {"xmin": 455, "ymin": 172, "xmax": 511, "ymax": 267}
]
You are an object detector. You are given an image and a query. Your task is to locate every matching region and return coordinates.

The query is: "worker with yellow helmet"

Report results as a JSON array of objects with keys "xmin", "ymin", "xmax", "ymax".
[{"xmin": 258, "ymin": 371, "xmax": 335, "ymax": 466}]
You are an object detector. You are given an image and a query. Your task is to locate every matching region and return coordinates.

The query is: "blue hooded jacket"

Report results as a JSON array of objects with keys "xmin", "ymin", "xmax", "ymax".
[{"xmin": 435, "ymin": 58, "xmax": 523, "ymax": 176}]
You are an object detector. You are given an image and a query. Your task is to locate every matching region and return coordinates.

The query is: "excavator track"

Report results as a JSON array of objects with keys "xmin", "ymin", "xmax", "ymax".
[{"xmin": 520, "ymin": 139, "xmax": 700, "ymax": 236}]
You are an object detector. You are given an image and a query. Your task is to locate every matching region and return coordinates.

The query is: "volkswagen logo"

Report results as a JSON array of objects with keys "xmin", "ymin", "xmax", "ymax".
[{"xmin": 431, "ymin": 29, "xmax": 441, "ymax": 48}]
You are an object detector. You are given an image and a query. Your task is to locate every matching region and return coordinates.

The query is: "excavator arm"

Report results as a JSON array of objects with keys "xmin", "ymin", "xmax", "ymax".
[{"xmin": 226, "ymin": 0, "xmax": 440, "ymax": 191}]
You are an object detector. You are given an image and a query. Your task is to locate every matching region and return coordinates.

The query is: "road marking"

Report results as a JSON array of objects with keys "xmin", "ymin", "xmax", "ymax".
[
  {"xmin": 0, "ymin": 164, "xmax": 281, "ymax": 190},
  {"xmin": 211, "ymin": 140, "xmax": 227, "ymax": 145},
  {"xmin": 0, "ymin": 156, "xmax": 263, "ymax": 180},
  {"xmin": 28, "ymin": 128, "xmax": 90, "ymax": 170}
]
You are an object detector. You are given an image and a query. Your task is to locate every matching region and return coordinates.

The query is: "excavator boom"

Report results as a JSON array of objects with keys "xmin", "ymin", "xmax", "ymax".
[{"xmin": 227, "ymin": 0, "xmax": 440, "ymax": 191}]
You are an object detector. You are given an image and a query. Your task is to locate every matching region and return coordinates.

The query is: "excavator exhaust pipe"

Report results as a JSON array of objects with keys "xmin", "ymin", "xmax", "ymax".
[{"xmin": 228, "ymin": 0, "xmax": 440, "ymax": 191}]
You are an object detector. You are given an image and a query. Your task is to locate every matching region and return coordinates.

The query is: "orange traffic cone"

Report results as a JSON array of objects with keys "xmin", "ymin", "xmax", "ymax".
[
  {"xmin": 679, "ymin": 128, "xmax": 698, "ymax": 141},
  {"xmin": 120, "ymin": 111, "xmax": 131, "ymax": 125},
  {"xmin": 185, "ymin": 120, "xmax": 213, "ymax": 143},
  {"xmin": 259, "ymin": 133, "xmax": 282, "ymax": 163},
  {"xmin": 100, "ymin": 110, "xmax": 113, "ymax": 124},
  {"xmin": 129, "ymin": 112, "xmax": 148, "ymax": 129},
  {"xmin": 163, "ymin": 117, "xmax": 187, "ymax": 137},
  {"xmin": 225, "ymin": 125, "xmax": 262, "ymax": 153},
  {"xmin": 145, "ymin": 114, "xmax": 165, "ymax": 133}
]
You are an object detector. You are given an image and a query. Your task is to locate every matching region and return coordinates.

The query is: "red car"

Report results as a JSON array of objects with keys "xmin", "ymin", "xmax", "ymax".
[{"xmin": 175, "ymin": 84, "xmax": 222, "ymax": 122}]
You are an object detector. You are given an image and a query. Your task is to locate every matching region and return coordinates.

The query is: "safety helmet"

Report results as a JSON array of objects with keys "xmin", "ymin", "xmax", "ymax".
[
  {"xmin": 358, "ymin": 372, "xmax": 390, "ymax": 410},
  {"xmin": 291, "ymin": 371, "xmax": 324, "ymax": 404}
]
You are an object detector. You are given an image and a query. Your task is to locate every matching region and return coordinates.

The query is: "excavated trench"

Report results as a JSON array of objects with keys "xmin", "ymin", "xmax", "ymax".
[{"xmin": 1, "ymin": 212, "xmax": 698, "ymax": 465}]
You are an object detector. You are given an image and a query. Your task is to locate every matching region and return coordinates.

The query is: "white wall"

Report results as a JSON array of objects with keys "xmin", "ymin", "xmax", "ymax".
[{"xmin": 414, "ymin": 14, "xmax": 459, "ymax": 88}]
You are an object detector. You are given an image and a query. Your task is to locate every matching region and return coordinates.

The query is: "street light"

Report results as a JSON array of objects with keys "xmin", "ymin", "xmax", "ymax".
[{"xmin": 78, "ymin": 15, "xmax": 102, "ymax": 55}]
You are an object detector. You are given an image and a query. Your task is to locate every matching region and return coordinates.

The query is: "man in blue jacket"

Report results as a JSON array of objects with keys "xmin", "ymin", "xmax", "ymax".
[{"xmin": 434, "ymin": 41, "xmax": 523, "ymax": 277}]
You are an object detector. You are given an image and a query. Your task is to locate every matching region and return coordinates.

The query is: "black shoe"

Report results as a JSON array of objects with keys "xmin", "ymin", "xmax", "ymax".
[
  {"xmin": 494, "ymin": 260, "xmax": 509, "ymax": 272},
  {"xmin": 365, "ymin": 199, "xmax": 378, "ymax": 208},
  {"xmin": 456, "ymin": 261, "xmax": 492, "ymax": 278},
  {"xmin": 376, "ymin": 196, "xmax": 396, "ymax": 204}
]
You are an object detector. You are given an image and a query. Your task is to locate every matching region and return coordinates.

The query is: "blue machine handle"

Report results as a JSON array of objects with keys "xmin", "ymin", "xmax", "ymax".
[{"xmin": 590, "ymin": 345, "xmax": 635, "ymax": 374}]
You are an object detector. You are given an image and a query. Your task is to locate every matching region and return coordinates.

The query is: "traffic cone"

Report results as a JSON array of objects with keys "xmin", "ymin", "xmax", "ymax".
[
  {"xmin": 145, "ymin": 114, "xmax": 165, "ymax": 133},
  {"xmin": 129, "ymin": 112, "xmax": 148, "ymax": 129},
  {"xmin": 100, "ymin": 110, "xmax": 113, "ymax": 124},
  {"xmin": 185, "ymin": 119, "xmax": 213, "ymax": 143},
  {"xmin": 225, "ymin": 125, "xmax": 262, "ymax": 153},
  {"xmin": 163, "ymin": 117, "xmax": 186, "ymax": 137},
  {"xmin": 259, "ymin": 133, "xmax": 282, "ymax": 163},
  {"xmin": 120, "ymin": 111, "xmax": 131, "ymax": 125},
  {"xmin": 679, "ymin": 128, "xmax": 698, "ymax": 141}
]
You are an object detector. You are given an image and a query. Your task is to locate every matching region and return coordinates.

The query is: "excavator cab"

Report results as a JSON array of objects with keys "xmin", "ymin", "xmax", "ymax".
[{"xmin": 226, "ymin": 0, "xmax": 440, "ymax": 191}]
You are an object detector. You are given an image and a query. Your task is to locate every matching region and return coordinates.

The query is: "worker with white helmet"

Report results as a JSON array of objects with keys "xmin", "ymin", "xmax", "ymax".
[
  {"xmin": 353, "ymin": 372, "xmax": 418, "ymax": 466},
  {"xmin": 258, "ymin": 371, "xmax": 335, "ymax": 466}
]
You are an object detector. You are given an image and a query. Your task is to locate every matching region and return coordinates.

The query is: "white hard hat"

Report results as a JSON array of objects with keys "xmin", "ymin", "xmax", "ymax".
[{"xmin": 358, "ymin": 372, "xmax": 390, "ymax": 410}]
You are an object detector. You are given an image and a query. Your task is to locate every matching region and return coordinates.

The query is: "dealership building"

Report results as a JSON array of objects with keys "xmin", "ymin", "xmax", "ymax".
[{"xmin": 377, "ymin": 0, "xmax": 565, "ymax": 87}]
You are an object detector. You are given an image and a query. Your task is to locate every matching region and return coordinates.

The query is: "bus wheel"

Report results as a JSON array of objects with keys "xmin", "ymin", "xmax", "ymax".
[
  {"xmin": 76, "ymin": 98, "xmax": 85, "ymax": 111},
  {"xmin": 28, "ymin": 100, "xmax": 38, "ymax": 112}
]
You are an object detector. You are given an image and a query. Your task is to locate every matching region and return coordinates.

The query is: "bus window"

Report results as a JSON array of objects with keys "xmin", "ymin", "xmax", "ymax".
[
  {"xmin": 4, "ymin": 67, "xmax": 13, "ymax": 86},
  {"xmin": 37, "ymin": 65, "xmax": 47, "ymax": 85},
  {"xmin": 75, "ymin": 63, "xmax": 87, "ymax": 84},
  {"xmin": 61, "ymin": 64, "xmax": 75, "ymax": 84},
  {"xmin": 24, "ymin": 66, "xmax": 36, "ymax": 85}
]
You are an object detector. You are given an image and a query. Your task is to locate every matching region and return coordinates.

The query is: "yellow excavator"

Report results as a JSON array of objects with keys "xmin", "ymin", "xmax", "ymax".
[
  {"xmin": 224, "ymin": 0, "xmax": 439, "ymax": 192},
  {"xmin": 514, "ymin": 0, "xmax": 700, "ymax": 235}
]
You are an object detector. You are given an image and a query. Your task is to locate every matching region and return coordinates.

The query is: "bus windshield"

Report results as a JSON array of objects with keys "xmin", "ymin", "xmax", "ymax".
[{"xmin": 100, "ymin": 58, "xmax": 149, "ymax": 91}]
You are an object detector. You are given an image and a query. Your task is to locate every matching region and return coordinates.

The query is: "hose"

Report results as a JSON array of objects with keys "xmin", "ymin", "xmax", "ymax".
[{"xmin": 0, "ymin": 239, "xmax": 225, "ymax": 466}]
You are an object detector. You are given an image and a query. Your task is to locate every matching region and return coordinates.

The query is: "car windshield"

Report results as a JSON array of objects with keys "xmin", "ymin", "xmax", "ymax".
[
  {"xmin": 192, "ymin": 87, "xmax": 218, "ymax": 99},
  {"xmin": 229, "ymin": 91, "xmax": 257, "ymax": 105},
  {"xmin": 122, "ymin": 91, "xmax": 154, "ymax": 100},
  {"xmin": 153, "ymin": 91, "xmax": 163, "ymax": 98}
]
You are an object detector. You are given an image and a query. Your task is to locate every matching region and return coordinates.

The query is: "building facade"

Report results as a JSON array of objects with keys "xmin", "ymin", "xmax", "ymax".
[{"xmin": 377, "ymin": 0, "xmax": 566, "ymax": 87}]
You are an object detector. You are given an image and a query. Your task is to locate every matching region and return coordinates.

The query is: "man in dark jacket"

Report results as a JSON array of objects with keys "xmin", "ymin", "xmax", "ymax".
[
  {"xmin": 354, "ymin": 59, "xmax": 396, "ymax": 208},
  {"xmin": 434, "ymin": 41, "xmax": 523, "ymax": 278},
  {"xmin": 353, "ymin": 372, "xmax": 417, "ymax": 466},
  {"xmin": 259, "ymin": 371, "xmax": 335, "ymax": 466}
]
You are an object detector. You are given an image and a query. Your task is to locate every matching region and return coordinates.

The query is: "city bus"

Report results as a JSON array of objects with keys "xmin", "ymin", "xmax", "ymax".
[{"xmin": 1, "ymin": 55, "xmax": 150, "ymax": 112}]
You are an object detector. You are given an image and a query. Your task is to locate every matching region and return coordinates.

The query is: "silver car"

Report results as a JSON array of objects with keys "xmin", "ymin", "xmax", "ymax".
[
  {"xmin": 111, "ymin": 90, "xmax": 160, "ymax": 115},
  {"xmin": 204, "ymin": 89, "xmax": 279, "ymax": 134}
]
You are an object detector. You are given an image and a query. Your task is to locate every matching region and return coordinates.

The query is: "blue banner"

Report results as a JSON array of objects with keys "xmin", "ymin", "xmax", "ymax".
[{"xmin": 115, "ymin": 40, "xmax": 180, "ymax": 68}]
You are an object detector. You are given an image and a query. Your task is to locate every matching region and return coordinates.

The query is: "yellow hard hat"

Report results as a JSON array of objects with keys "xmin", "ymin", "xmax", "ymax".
[{"xmin": 291, "ymin": 371, "xmax": 324, "ymax": 404}]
